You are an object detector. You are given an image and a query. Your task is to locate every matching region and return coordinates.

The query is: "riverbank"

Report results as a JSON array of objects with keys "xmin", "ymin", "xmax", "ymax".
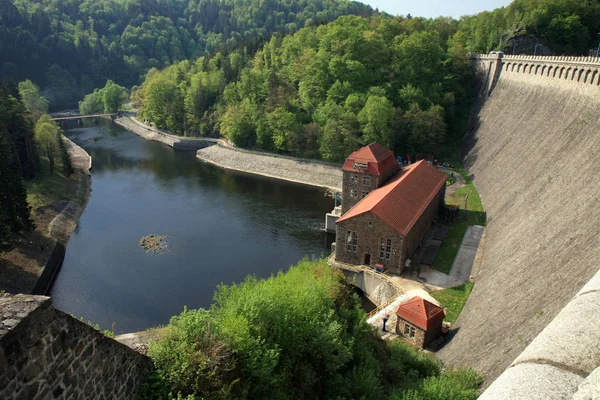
[
  {"xmin": 197, "ymin": 143, "xmax": 343, "ymax": 192},
  {"xmin": 114, "ymin": 116, "xmax": 216, "ymax": 149},
  {"xmin": 0, "ymin": 136, "xmax": 92, "ymax": 294},
  {"xmin": 116, "ymin": 115, "xmax": 343, "ymax": 191}
]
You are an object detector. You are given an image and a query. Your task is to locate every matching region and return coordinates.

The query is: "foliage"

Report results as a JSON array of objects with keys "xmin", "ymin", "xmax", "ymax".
[
  {"xmin": 0, "ymin": 132, "xmax": 33, "ymax": 242},
  {"xmin": 0, "ymin": 0, "xmax": 374, "ymax": 108},
  {"xmin": 17, "ymin": 80, "xmax": 49, "ymax": 122},
  {"xmin": 0, "ymin": 83, "xmax": 37, "ymax": 179},
  {"xmin": 144, "ymin": 259, "xmax": 482, "ymax": 399},
  {"xmin": 57, "ymin": 134, "xmax": 74, "ymax": 176},
  {"xmin": 453, "ymin": 0, "xmax": 600, "ymax": 55},
  {"xmin": 430, "ymin": 282, "xmax": 475, "ymax": 325},
  {"xmin": 139, "ymin": 15, "xmax": 474, "ymax": 160},
  {"xmin": 0, "ymin": 83, "xmax": 35, "ymax": 242},
  {"xmin": 33, "ymin": 115, "xmax": 61, "ymax": 176},
  {"xmin": 79, "ymin": 80, "xmax": 128, "ymax": 115}
]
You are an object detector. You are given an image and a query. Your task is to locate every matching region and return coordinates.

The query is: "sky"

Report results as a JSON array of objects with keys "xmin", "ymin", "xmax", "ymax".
[{"xmin": 360, "ymin": 0, "xmax": 513, "ymax": 19}]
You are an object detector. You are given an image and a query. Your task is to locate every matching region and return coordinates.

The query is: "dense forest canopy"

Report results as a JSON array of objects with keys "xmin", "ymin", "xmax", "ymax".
[
  {"xmin": 0, "ymin": 0, "xmax": 373, "ymax": 108},
  {"xmin": 136, "ymin": 15, "xmax": 473, "ymax": 161},
  {"xmin": 453, "ymin": 0, "xmax": 600, "ymax": 54}
]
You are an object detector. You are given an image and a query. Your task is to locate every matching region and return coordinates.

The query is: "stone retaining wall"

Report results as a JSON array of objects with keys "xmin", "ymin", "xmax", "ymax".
[
  {"xmin": 0, "ymin": 294, "xmax": 152, "ymax": 399},
  {"xmin": 196, "ymin": 142, "xmax": 343, "ymax": 191}
]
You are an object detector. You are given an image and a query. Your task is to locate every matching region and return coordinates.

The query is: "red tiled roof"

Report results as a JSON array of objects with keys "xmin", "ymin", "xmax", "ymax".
[
  {"xmin": 337, "ymin": 160, "xmax": 447, "ymax": 236},
  {"xmin": 342, "ymin": 143, "xmax": 398, "ymax": 176},
  {"xmin": 395, "ymin": 296, "xmax": 445, "ymax": 331}
]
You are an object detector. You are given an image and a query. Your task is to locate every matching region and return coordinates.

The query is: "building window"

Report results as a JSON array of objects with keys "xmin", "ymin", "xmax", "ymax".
[
  {"xmin": 362, "ymin": 175, "xmax": 371, "ymax": 186},
  {"xmin": 361, "ymin": 190, "xmax": 369, "ymax": 199},
  {"xmin": 404, "ymin": 324, "xmax": 410, "ymax": 335},
  {"xmin": 350, "ymin": 189, "xmax": 357, "ymax": 199},
  {"xmin": 346, "ymin": 231, "xmax": 357, "ymax": 253},
  {"xmin": 351, "ymin": 175, "xmax": 358, "ymax": 183},
  {"xmin": 410, "ymin": 326, "xmax": 416, "ymax": 338},
  {"xmin": 379, "ymin": 239, "xmax": 392, "ymax": 261}
]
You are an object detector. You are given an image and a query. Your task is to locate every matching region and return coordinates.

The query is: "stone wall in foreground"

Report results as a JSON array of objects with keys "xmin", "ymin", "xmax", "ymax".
[
  {"xmin": 0, "ymin": 294, "xmax": 152, "ymax": 399},
  {"xmin": 437, "ymin": 54, "xmax": 600, "ymax": 383}
]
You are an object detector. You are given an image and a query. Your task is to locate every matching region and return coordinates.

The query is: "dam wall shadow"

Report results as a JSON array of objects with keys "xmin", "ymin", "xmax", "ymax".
[{"xmin": 438, "ymin": 54, "xmax": 600, "ymax": 383}]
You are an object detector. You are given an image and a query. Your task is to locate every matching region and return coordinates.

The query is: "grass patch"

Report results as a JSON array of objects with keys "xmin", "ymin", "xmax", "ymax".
[
  {"xmin": 445, "ymin": 173, "xmax": 457, "ymax": 186},
  {"xmin": 431, "ymin": 180, "xmax": 486, "ymax": 274},
  {"xmin": 430, "ymin": 282, "xmax": 474, "ymax": 324},
  {"xmin": 25, "ymin": 158, "xmax": 83, "ymax": 211}
]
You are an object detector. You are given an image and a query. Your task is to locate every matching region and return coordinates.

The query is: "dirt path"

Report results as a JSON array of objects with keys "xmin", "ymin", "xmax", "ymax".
[
  {"xmin": 439, "ymin": 167, "xmax": 466, "ymax": 197},
  {"xmin": 0, "ymin": 137, "xmax": 92, "ymax": 294}
]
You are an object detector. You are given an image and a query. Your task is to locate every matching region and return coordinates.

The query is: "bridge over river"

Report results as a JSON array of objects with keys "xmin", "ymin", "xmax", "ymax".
[{"xmin": 52, "ymin": 113, "xmax": 116, "ymax": 121}]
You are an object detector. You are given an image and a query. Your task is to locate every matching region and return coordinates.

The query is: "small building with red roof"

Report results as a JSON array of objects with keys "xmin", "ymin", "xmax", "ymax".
[
  {"xmin": 395, "ymin": 296, "xmax": 445, "ymax": 348},
  {"xmin": 335, "ymin": 143, "xmax": 446, "ymax": 274},
  {"xmin": 341, "ymin": 143, "xmax": 401, "ymax": 213}
]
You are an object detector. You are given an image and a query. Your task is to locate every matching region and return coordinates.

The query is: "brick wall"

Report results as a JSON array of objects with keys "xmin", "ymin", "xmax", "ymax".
[
  {"xmin": 335, "ymin": 212, "xmax": 404, "ymax": 273},
  {"xmin": 341, "ymin": 171, "xmax": 379, "ymax": 213},
  {"xmin": 336, "ymin": 184, "xmax": 445, "ymax": 274},
  {"xmin": 0, "ymin": 294, "xmax": 152, "ymax": 400},
  {"xmin": 396, "ymin": 318, "xmax": 426, "ymax": 348}
]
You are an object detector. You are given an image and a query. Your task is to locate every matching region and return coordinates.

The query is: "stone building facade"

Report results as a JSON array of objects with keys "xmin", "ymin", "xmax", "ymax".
[
  {"xmin": 395, "ymin": 296, "xmax": 445, "ymax": 349},
  {"xmin": 341, "ymin": 143, "xmax": 400, "ymax": 213},
  {"xmin": 336, "ymin": 146, "xmax": 447, "ymax": 274},
  {"xmin": 0, "ymin": 294, "xmax": 152, "ymax": 400}
]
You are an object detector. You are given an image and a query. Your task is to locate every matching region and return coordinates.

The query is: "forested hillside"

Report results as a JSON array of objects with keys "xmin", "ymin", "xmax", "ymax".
[
  {"xmin": 0, "ymin": 0, "xmax": 373, "ymax": 108},
  {"xmin": 453, "ymin": 0, "xmax": 600, "ymax": 55},
  {"xmin": 137, "ymin": 15, "xmax": 473, "ymax": 161}
]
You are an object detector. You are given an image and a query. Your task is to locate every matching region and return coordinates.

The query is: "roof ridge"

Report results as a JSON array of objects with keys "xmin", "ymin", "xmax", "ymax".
[
  {"xmin": 337, "ymin": 163, "xmax": 416, "ymax": 223},
  {"xmin": 396, "ymin": 162, "xmax": 447, "ymax": 236}
]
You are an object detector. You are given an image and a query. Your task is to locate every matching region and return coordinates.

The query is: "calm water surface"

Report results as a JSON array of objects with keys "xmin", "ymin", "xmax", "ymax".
[{"xmin": 50, "ymin": 121, "xmax": 334, "ymax": 333}]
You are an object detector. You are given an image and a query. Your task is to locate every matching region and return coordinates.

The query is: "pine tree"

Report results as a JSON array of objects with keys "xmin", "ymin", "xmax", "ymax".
[
  {"xmin": 0, "ymin": 132, "xmax": 33, "ymax": 242},
  {"xmin": 57, "ymin": 133, "xmax": 74, "ymax": 176}
]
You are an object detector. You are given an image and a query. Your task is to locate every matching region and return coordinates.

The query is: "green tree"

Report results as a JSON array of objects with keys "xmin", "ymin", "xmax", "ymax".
[
  {"xmin": 57, "ymin": 134, "xmax": 74, "ymax": 176},
  {"xmin": 358, "ymin": 95, "xmax": 394, "ymax": 148},
  {"xmin": 0, "ymin": 132, "xmax": 33, "ymax": 242},
  {"xmin": 79, "ymin": 90, "xmax": 104, "ymax": 115},
  {"xmin": 144, "ymin": 259, "xmax": 483, "ymax": 399},
  {"xmin": 34, "ymin": 115, "xmax": 60, "ymax": 176},
  {"xmin": 17, "ymin": 80, "xmax": 49, "ymax": 122},
  {"xmin": 101, "ymin": 80, "xmax": 128, "ymax": 113},
  {"xmin": 267, "ymin": 107, "xmax": 297, "ymax": 152}
]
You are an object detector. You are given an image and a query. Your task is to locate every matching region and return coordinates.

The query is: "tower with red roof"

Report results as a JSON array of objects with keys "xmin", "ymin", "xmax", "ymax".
[{"xmin": 341, "ymin": 143, "xmax": 401, "ymax": 213}]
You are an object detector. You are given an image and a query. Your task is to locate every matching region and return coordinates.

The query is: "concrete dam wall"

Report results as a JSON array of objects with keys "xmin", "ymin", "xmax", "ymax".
[{"xmin": 437, "ymin": 54, "xmax": 600, "ymax": 383}]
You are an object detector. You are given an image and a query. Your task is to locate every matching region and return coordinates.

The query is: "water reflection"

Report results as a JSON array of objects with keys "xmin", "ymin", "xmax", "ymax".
[{"xmin": 51, "ymin": 120, "xmax": 335, "ymax": 333}]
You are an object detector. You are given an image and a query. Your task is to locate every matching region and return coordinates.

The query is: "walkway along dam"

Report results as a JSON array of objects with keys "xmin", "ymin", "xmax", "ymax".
[{"xmin": 438, "ymin": 54, "xmax": 600, "ymax": 384}]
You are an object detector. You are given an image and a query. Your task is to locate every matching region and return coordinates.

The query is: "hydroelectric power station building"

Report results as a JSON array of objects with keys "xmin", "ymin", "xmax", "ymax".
[{"xmin": 334, "ymin": 143, "xmax": 447, "ymax": 275}]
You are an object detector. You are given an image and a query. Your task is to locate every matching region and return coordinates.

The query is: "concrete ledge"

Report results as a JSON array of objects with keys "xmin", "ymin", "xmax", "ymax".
[
  {"xmin": 576, "ymin": 270, "xmax": 600, "ymax": 296},
  {"xmin": 480, "ymin": 363, "xmax": 583, "ymax": 400},
  {"xmin": 573, "ymin": 366, "xmax": 600, "ymax": 400},
  {"xmin": 512, "ymin": 290, "xmax": 600, "ymax": 375},
  {"xmin": 481, "ymin": 269, "xmax": 600, "ymax": 399}
]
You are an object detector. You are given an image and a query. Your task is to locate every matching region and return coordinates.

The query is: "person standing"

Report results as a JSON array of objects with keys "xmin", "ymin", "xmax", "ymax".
[{"xmin": 382, "ymin": 314, "xmax": 389, "ymax": 332}]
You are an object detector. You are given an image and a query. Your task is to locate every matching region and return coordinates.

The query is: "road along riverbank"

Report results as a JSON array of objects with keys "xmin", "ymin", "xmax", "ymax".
[
  {"xmin": 115, "ymin": 115, "xmax": 343, "ymax": 192},
  {"xmin": 0, "ymin": 136, "xmax": 92, "ymax": 295}
]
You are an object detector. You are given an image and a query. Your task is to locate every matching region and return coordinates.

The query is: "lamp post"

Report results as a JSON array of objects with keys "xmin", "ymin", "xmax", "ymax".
[{"xmin": 534, "ymin": 44, "xmax": 542, "ymax": 56}]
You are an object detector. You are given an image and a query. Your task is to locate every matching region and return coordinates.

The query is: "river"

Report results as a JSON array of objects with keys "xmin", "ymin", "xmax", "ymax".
[{"xmin": 50, "ymin": 120, "xmax": 334, "ymax": 334}]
